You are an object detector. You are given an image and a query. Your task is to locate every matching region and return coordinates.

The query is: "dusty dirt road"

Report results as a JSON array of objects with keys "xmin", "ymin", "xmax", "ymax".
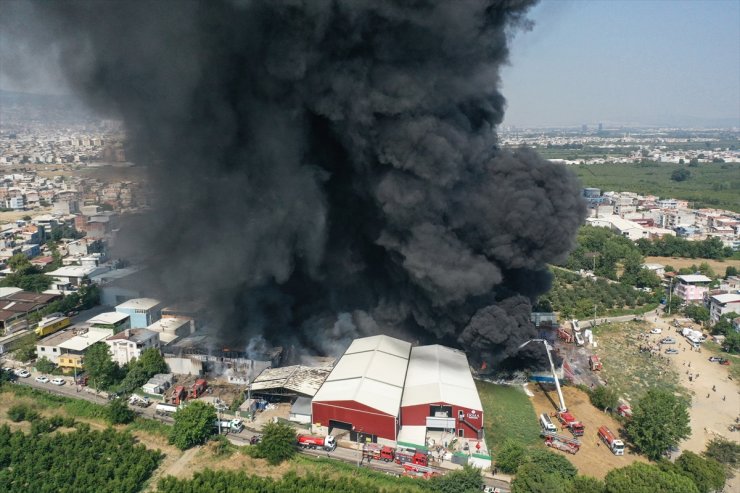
[{"xmin": 648, "ymin": 315, "xmax": 740, "ymax": 491}]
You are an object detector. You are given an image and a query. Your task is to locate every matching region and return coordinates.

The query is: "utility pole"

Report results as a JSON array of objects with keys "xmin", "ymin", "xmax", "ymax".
[{"xmin": 667, "ymin": 277, "xmax": 673, "ymax": 315}]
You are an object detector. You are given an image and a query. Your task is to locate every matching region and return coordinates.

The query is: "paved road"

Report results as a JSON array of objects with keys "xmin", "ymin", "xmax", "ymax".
[{"xmin": 6, "ymin": 373, "xmax": 510, "ymax": 492}]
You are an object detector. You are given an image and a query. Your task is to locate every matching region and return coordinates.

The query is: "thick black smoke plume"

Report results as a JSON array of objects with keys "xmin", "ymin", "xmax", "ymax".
[{"xmin": 3, "ymin": 1, "xmax": 586, "ymax": 365}]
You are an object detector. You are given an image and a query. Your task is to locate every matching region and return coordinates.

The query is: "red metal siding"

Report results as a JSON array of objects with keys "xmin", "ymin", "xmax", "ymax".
[
  {"xmin": 312, "ymin": 401, "xmax": 397, "ymax": 440},
  {"xmin": 401, "ymin": 402, "xmax": 483, "ymax": 439}
]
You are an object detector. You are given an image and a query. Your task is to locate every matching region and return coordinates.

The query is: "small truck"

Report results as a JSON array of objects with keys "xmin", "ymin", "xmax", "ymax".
[
  {"xmin": 214, "ymin": 418, "xmax": 244, "ymax": 434},
  {"xmin": 598, "ymin": 426, "xmax": 625, "ymax": 455},
  {"xmin": 588, "ymin": 355, "xmax": 602, "ymax": 371}
]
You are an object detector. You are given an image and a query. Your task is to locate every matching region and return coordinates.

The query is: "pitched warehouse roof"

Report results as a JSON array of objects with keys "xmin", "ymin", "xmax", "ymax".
[
  {"xmin": 312, "ymin": 334, "xmax": 411, "ymax": 417},
  {"xmin": 402, "ymin": 344, "xmax": 483, "ymax": 412}
]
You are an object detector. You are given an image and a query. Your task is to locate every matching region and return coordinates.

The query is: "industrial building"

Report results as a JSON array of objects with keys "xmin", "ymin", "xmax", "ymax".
[
  {"xmin": 400, "ymin": 345, "xmax": 484, "ymax": 441},
  {"xmin": 312, "ymin": 335, "xmax": 411, "ymax": 443},
  {"xmin": 310, "ymin": 335, "xmax": 484, "ymax": 447}
]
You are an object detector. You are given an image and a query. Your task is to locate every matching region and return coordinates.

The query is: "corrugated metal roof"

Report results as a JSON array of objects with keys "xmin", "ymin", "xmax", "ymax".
[
  {"xmin": 402, "ymin": 345, "xmax": 482, "ymax": 411},
  {"xmin": 677, "ymin": 274, "xmax": 712, "ymax": 283},
  {"xmin": 58, "ymin": 328, "xmax": 112, "ymax": 352},
  {"xmin": 250, "ymin": 365, "xmax": 331, "ymax": 397},
  {"xmin": 312, "ymin": 334, "xmax": 411, "ymax": 417}
]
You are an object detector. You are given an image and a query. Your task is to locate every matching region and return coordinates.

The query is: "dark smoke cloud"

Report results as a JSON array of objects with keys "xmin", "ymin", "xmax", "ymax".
[{"xmin": 2, "ymin": 0, "xmax": 586, "ymax": 365}]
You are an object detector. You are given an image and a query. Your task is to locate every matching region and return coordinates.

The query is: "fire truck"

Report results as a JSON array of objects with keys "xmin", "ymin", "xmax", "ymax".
[
  {"xmin": 362, "ymin": 444, "xmax": 395, "ymax": 462},
  {"xmin": 394, "ymin": 449, "xmax": 429, "ymax": 467},
  {"xmin": 542, "ymin": 431, "xmax": 581, "ymax": 455},
  {"xmin": 598, "ymin": 426, "xmax": 625, "ymax": 456}
]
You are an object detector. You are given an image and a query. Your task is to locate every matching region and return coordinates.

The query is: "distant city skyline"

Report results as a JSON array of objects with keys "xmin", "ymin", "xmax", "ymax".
[{"xmin": 501, "ymin": 0, "xmax": 740, "ymax": 128}]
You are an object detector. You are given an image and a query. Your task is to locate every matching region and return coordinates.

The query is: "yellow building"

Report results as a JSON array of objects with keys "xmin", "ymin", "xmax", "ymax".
[{"xmin": 58, "ymin": 354, "xmax": 84, "ymax": 370}]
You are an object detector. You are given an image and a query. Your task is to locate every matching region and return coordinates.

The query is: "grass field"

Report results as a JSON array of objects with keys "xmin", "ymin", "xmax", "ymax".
[
  {"xmin": 476, "ymin": 380, "xmax": 541, "ymax": 454},
  {"xmin": 644, "ymin": 256, "xmax": 740, "ymax": 275},
  {"xmin": 573, "ymin": 162, "xmax": 740, "ymax": 212},
  {"xmin": 591, "ymin": 321, "xmax": 685, "ymax": 403}
]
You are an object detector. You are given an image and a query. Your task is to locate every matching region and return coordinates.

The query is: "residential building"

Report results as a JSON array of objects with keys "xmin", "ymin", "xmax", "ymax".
[
  {"xmin": 147, "ymin": 317, "xmax": 192, "ymax": 345},
  {"xmin": 45, "ymin": 264, "xmax": 108, "ymax": 291},
  {"xmin": 88, "ymin": 312, "xmax": 130, "ymax": 332},
  {"xmin": 115, "ymin": 298, "xmax": 162, "ymax": 328},
  {"xmin": 36, "ymin": 330, "xmax": 77, "ymax": 364},
  {"xmin": 709, "ymin": 293, "xmax": 740, "ymax": 325},
  {"xmin": 105, "ymin": 328, "xmax": 160, "ymax": 366},
  {"xmin": 675, "ymin": 275, "xmax": 712, "ymax": 303}
]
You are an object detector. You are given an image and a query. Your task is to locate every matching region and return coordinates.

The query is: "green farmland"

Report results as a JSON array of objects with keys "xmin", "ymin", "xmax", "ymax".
[{"xmin": 573, "ymin": 162, "xmax": 740, "ymax": 212}]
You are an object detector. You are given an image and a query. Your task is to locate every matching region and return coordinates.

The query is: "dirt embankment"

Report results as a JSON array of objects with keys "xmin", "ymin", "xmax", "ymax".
[{"xmin": 529, "ymin": 386, "xmax": 648, "ymax": 479}]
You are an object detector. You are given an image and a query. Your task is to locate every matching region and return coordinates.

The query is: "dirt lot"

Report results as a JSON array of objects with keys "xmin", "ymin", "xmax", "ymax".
[
  {"xmin": 529, "ymin": 385, "xmax": 648, "ymax": 479},
  {"xmin": 589, "ymin": 320, "xmax": 685, "ymax": 403},
  {"xmin": 644, "ymin": 256, "xmax": 740, "ymax": 274}
]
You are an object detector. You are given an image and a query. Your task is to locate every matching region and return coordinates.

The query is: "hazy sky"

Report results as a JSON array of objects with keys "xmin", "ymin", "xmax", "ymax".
[
  {"xmin": 501, "ymin": 0, "xmax": 740, "ymax": 128},
  {"xmin": 2, "ymin": 0, "xmax": 738, "ymax": 128}
]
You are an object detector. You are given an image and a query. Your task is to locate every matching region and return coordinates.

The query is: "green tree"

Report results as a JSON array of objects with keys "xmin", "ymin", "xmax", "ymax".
[
  {"xmin": 0, "ymin": 367, "xmax": 16, "ymax": 384},
  {"xmin": 673, "ymin": 451, "xmax": 725, "ymax": 493},
  {"xmin": 670, "ymin": 168, "xmax": 691, "ymax": 182},
  {"xmin": 703, "ymin": 437, "xmax": 740, "ymax": 468},
  {"xmin": 13, "ymin": 334, "xmax": 38, "ymax": 362},
  {"xmin": 525, "ymin": 449, "xmax": 578, "ymax": 479},
  {"xmin": 35, "ymin": 356, "xmax": 55, "ymax": 374},
  {"xmin": 726, "ymin": 266, "xmax": 739, "ymax": 278},
  {"xmin": 256, "ymin": 421, "xmax": 296, "ymax": 465},
  {"xmin": 138, "ymin": 348, "xmax": 168, "ymax": 376},
  {"xmin": 712, "ymin": 312, "xmax": 739, "ymax": 337},
  {"xmin": 495, "ymin": 439, "xmax": 528, "ymax": 474},
  {"xmin": 683, "ymin": 305, "xmax": 709, "ymax": 324},
  {"xmin": 106, "ymin": 397, "xmax": 135, "ymax": 425},
  {"xmin": 569, "ymin": 476, "xmax": 605, "ymax": 493},
  {"xmin": 604, "ymin": 462, "xmax": 699, "ymax": 493},
  {"xmin": 511, "ymin": 463, "xmax": 569, "ymax": 493},
  {"xmin": 664, "ymin": 295, "xmax": 682, "ymax": 315},
  {"xmin": 430, "ymin": 464, "xmax": 483, "ymax": 493},
  {"xmin": 7, "ymin": 253, "xmax": 31, "ymax": 272},
  {"xmin": 169, "ymin": 401, "xmax": 216, "ymax": 450},
  {"xmin": 588, "ymin": 385, "xmax": 619, "ymax": 411},
  {"xmin": 84, "ymin": 342, "xmax": 119, "ymax": 390},
  {"xmin": 723, "ymin": 330, "xmax": 740, "ymax": 354},
  {"xmin": 625, "ymin": 389, "xmax": 690, "ymax": 460},
  {"xmin": 118, "ymin": 348, "xmax": 168, "ymax": 392}
]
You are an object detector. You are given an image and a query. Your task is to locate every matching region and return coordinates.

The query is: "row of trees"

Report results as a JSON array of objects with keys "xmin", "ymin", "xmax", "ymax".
[
  {"xmin": 156, "ymin": 463, "xmax": 484, "ymax": 493},
  {"xmin": 635, "ymin": 236, "xmax": 733, "ymax": 260},
  {"xmin": 0, "ymin": 424, "xmax": 162, "ymax": 493},
  {"xmin": 538, "ymin": 269, "xmax": 660, "ymax": 320}
]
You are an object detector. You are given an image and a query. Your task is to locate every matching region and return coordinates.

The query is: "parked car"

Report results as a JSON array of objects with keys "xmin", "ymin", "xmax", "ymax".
[
  {"xmin": 14, "ymin": 369, "xmax": 30, "ymax": 378},
  {"xmin": 50, "ymin": 378, "xmax": 66, "ymax": 386},
  {"xmin": 35, "ymin": 375, "xmax": 49, "ymax": 384},
  {"xmin": 650, "ymin": 328, "xmax": 662, "ymax": 334},
  {"xmin": 249, "ymin": 435, "xmax": 262, "ymax": 445},
  {"xmin": 709, "ymin": 356, "xmax": 722, "ymax": 362},
  {"xmin": 719, "ymin": 358, "xmax": 730, "ymax": 366},
  {"xmin": 664, "ymin": 348, "xmax": 679, "ymax": 355},
  {"xmin": 659, "ymin": 337, "xmax": 676, "ymax": 345}
]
